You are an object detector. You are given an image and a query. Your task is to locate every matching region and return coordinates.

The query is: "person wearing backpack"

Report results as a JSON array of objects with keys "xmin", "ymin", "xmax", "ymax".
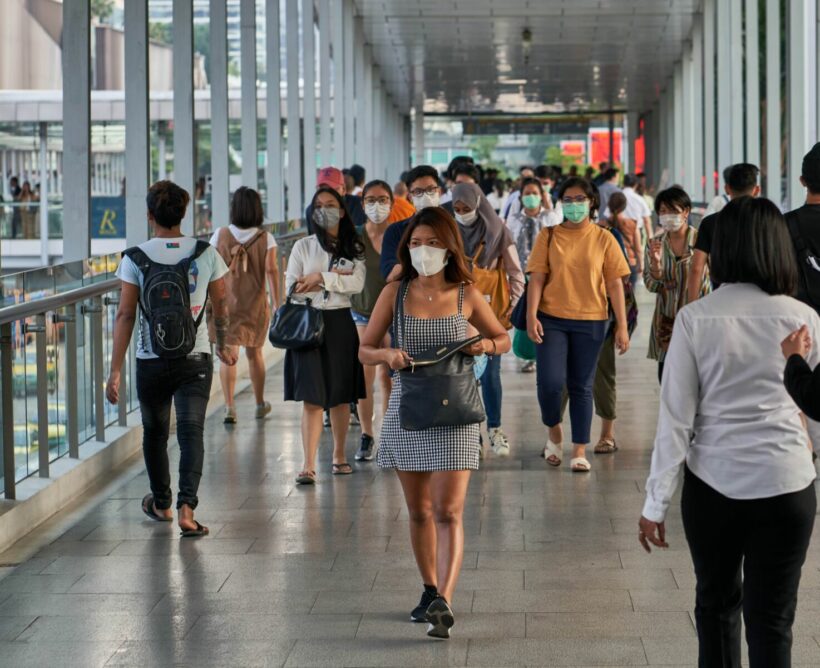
[
  {"xmin": 106, "ymin": 180, "xmax": 238, "ymax": 538},
  {"xmin": 785, "ymin": 143, "xmax": 820, "ymax": 314},
  {"xmin": 208, "ymin": 187, "xmax": 280, "ymax": 424}
]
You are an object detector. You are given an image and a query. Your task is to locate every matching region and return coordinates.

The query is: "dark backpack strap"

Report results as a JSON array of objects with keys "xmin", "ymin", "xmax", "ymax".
[
  {"xmin": 122, "ymin": 246, "xmax": 151, "ymax": 318},
  {"xmin": 786, "ymin": 212, "xmax": 808, "ymax": 254}
]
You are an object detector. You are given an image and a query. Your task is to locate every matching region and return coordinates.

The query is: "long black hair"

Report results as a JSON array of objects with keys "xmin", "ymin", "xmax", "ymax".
[
  {"xmin": 711, "ymin": 196, "xmax": 797, "ymax": 296},
  {"xmin": 310, "ymin": 187, "xmax": 364, "ymax": 260}
]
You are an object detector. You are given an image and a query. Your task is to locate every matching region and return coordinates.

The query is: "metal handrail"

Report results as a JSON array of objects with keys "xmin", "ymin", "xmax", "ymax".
[{"xmin": 0, "ymin": 277, "xmax": 120, "ymax": 326}]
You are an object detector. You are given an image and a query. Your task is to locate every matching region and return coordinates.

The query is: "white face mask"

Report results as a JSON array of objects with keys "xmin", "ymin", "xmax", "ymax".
[
  {"xmin": 455, "ymin": 209, "xmax": 478, "ymax": 226},
  {"xmin": 410, "ymin": 245, "xmax": 449, "ymax": 277},
  {"xmin": 365, "ymin": 202, "xmax": 391, "ymax": 225},
  {"xmin": 412, "ymin": 191, "xmax": 441, "ymax": 210},
  {"xmin": 659, "ymin": 213, "xmax": 684, "ymax": 232}
]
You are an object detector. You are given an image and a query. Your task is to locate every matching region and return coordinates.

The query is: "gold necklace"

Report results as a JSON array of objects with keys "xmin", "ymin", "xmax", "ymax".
[{"xmin": 414, "ymin": 281, "xmax": 435, "ymax": 302}]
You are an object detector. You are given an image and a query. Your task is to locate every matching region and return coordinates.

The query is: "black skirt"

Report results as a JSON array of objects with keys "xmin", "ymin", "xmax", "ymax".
[{"xmin": 283, "ymin": 307, "xmax": 366, "ymax": 409}]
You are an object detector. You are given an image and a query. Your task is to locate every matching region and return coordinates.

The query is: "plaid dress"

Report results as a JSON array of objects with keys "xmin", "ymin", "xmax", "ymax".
[{"xmin": 377, "ymin": 284, "xmax": 481, "ymax": 471}]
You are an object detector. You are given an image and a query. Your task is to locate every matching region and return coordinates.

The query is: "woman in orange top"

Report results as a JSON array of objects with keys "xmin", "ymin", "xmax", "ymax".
[
  {"xmin": 526, "ymin": 177, "xmax": 631, "ymax": 473},
  {"xmin": 388, "ymin": 193, "xmax": 415, "ymax": 223}
]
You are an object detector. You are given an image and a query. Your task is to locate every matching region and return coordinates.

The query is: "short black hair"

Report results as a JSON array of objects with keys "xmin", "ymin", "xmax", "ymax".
[
  {"xmin": 603, "ymin": 167, "xmax": 619, "ymax": 181},
  {"xmin": 623, "ymin": 174, "xmax": 638, "ymax": 188},
  {"xmin": 654, "ymin": 186, "xmax": 692, "ymax": 214},
  {"xmin": 404, "ymin": 165, "xmax": 440, "ymax": 188},
  {"xmin": 446, "ymin": 155, "xmax": 474, "ymax": 180},
  {"xmin": 711, "ymin": 196, "xmax": 797, "ymax": 296},
  {"xmin": 349, "ymin": 164, "xmax": 366, "ymax": 185},
  {"xmin": 146, "ymin": 180, "xmax": 190, "ymax": 229},
  {"xmin": 519, "ymin": 177, "xmax": 545, "ymax": 198},
  {"xmin": 534, "ymin": 165, "xmax": 555, "ymax": 181},
  {"xmin": 452, "ymin": 163, "xmax": 480, "ymax": 182},
  {"xmin": 801, "ymin": 142, "xmax": 820, "ymax": 194},
  {"xmin": 519, "ymin": 165, "xmax": 534, "ymax": 174},
  {"xmin": 722, "ymin": 165, "xmax": 733, "ymax": 182},
  {"xmin": 361, "ymin": 179, "xmax": 394, "ymax": 201},
  {"xmin": 726, "ymin": 163, "xmax": 759, "ymax": 194},
  {"xmin": 230, "ymin": 186, "xmax": 264, "ymax": 229},
  {"xmin": 558, "ymin": 177, "xmax": 600, "ymax": 216}
]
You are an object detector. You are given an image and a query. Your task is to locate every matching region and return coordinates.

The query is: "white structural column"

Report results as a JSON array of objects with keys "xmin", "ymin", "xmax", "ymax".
[
  {"xmin": 682, "ymin": 43, "xmax": 696, "ymax": 195},
  {"xmin": 673, "ymin": 62, "xmax": 684, "ymax": 188},
  {"xmin": 285, "ymin": 0, "xmax": 303, "ymax": 220},
  {"xmin": 330, "ymin": 0, "xmax": 344, "ymax": 165},
  {"xmin": 342, "ymin": 0, "xmax": 355, "ymax": 166},
  {"xmin": 240, "ymin": 0, "xmax": 258, "ymax": 188},
  {"xmin": 744, "ymin": 0, "xmax": 760, "ymax": 166},
  {"xmin": 729, "ymin": 0, "xmax": 744, "ymax": 159},
  {"xmin": 765, "ymin": 0, "xmax": 781, "ymax": 202},
  {"xmin": 38, "ymin": 123, "xmax": 49, "ymax": 266},
  {"xmin": 691, "ymin": 16, "xmax": 705, "ymax": 201},
  {"xmin": 210, "ymin": 0, "xmax": 230, "ymax": 227},
  {"xmin": 703, "ymin": 0, "xmax": 717, "ymax": 198},
  {"xmin": 266, "ymin": 0, "xmax": 285, "ymax": 221},
  {"xmin": 173, "ymin": 0, "xmax": 195, "ymax": 234},
  {"xmin": 363, "ymin": 48, "xmax": 374, "ymax": 169},
  {"xmin": 716, "ymin": 0, "xmax": 733, "ymax": 172},
  {"xmin": 124, "ymin": 0, "xmax": 150, "ymax": 246},
  {"xmin": 318, "ymin": 0, "xmax": 332, "ymax": 167},
  {"xmin": 353, "ymin": 17, "xmax": 366, "ymax": 165},
  {"xmin": 302, "ymin": 0, "xmax": 317, "ymax": 193},
  {"xmin": 413, "ymin": 105, "xmax": 425, "ymax": 165},
  {"xmin": 374, "ymin": 77, "xmax": 384, "ymax": 178},
  {"xmin": 788, "ymin": 0, "xmax": 818, "ymax": 208},
  {"xmin": 62, "ymin": 0, "xmax": 91, "ymax": 261}
]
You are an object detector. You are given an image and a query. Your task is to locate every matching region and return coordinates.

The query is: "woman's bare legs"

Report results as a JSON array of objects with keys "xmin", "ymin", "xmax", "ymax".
[
  {"xmin": 430, "ymin": 470, "xmax": 471, "ymax": 602},
  {"xmin": 329, "ymin": 403, "xmax": 351, "ymax": 464},
  {"xmin": 301, "ymin": 402, "xmax": 323, "ymax": 472},
  {"xmin": 245, "ymin": 345, "xmax": 266, "ymax": 404},
  {"xmin": 396, "ymin": 470, "xmax": 437, "ymax": 587},
  {"xmin": 219, "ymin": 358, "xmax": 237, "ymax": 408}
]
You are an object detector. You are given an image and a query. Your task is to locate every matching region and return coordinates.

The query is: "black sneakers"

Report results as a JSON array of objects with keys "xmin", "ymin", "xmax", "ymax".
[
  {"xmin": 425, "ymin": 595, "xmax": 455, "ymax": 639},
  {"xmin": 410, "ymin": 585, "xmax": 438, "ymax": 622},
  {"xmin": 355, "ymin": 434, "xmax": 375, "ymax": 461}
]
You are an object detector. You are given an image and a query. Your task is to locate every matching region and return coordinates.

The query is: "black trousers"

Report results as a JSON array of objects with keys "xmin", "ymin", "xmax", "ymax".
[
  {"xmin": 136, "ymin": 355, "xmax": 213, "ymax": 510},
  {"xmin": 681, "ymin": 467, "xmax": 816, "ymax": 668}
]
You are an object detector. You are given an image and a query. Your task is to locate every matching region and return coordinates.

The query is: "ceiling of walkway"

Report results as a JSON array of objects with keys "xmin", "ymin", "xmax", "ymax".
[{"xmin": 356, "ymin": 0, "xmax": 700, "ymax": 115}]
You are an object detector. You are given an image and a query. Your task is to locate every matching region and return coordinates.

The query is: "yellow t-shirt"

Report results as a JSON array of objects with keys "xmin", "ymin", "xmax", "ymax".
[{"xmin": 526, "ymin": 223, "xmax": 630, "ymax": 320}]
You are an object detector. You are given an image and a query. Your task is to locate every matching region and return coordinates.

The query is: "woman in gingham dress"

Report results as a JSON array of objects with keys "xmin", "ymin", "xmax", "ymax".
[{"xmin": 359, "ymin": 207, "xmax": 510, "ymax": 639}]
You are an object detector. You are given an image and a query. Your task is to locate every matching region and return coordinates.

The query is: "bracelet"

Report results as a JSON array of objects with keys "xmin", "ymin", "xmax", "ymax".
[{"xmin": 487, "ymin": 339, "xmax": 497, "ymax": 356}]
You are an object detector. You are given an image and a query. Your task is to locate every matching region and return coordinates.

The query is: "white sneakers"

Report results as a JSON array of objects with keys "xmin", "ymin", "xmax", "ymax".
[{"xmin": 488, "ymin": 427, "xmax": 510, "ymax": 457}]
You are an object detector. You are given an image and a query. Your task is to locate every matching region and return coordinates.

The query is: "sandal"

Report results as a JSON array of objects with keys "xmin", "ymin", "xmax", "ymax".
[
  {"xmin": 179, "ymin": 520, "xmax": 209, "ymax": 538},
  {"xmin": 594, "ymin": 437, "xmax": 618, "ymax": 454},
  {"xmin": 295, "ymin": 470, "xmax": 317, "ymax": 485},
  {"xmin": 141, "ymin": 494, "xmax": 172, "ymax": 522},
  {"xmin": 332, "ymin": 463, "xmax": 353, "ymax": 475},
  {"xmin": 570, "ymin": 457, "xmax": 591, "ymax": 473},
  {"xmin": 542, "ymin": 441, "xmax": 563, "ymax": 467}
]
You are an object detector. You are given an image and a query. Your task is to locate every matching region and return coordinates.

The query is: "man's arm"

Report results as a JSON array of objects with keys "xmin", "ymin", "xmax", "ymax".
[
  {"xmin": 686, "ymin": 250, "xmax": 708, "ymax": 304},
  {"xmin": 105, "ymin": 281, "xmax": 139, "ymax": 404},
  {"xmin": 380, "ymin": 222, "xmax": 403, "ymax": 280}
]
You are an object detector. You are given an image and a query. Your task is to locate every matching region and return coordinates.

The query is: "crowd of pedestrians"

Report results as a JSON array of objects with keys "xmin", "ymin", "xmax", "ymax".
[{"xmin": 106, "ymin": 142, "xmax": 820, "ymax": 658}]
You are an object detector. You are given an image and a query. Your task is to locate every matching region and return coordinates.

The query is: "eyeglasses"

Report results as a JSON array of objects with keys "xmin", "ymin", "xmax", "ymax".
[
  {"xmin": 561, "ymin": 196, "xmax": 588, "ymax": 204},
  {"xmin": 409, "ymin": 186, "xmax": 439, "ymax": 198},
  {"xmin": 363, "ymin": 196, "xmax": 391, "ymax": 206}
]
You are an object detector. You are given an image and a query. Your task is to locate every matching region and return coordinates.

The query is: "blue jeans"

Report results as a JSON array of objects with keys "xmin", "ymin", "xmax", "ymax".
[
  {"xmin": 481, "ymin": 353, "xmax": 502, "ymax": 429},
  {"xmin": 535, "ymin": 313, "xmax": 607, "ymax": 445}
]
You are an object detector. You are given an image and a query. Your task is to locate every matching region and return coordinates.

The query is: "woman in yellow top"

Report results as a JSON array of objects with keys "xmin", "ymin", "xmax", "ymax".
[{"xmin": 526, "ymin": 177, "xmax": 631, "ymax": 472}]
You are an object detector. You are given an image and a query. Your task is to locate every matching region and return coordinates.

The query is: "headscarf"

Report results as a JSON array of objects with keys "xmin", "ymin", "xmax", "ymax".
[{"xmin": 451, "ymin": 182, "xmax": 510, "ymax": 268}]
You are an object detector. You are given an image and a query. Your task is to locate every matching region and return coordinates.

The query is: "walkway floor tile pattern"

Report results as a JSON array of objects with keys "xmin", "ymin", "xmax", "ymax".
[{"xmin": 1, "ymin": 290, "xmax": 819, "ymax": 666}]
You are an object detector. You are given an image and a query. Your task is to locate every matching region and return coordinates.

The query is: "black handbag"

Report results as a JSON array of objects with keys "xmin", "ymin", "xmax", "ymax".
[
  {"xmin": 268, "ymin": 285, "xmax": 325, "ymax": 351},
  {"xmin": 395, "ymin": 280, "xmax": 486, "ymax": 431}
]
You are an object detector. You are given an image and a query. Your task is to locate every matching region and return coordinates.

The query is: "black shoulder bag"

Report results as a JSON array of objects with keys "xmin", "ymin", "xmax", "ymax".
[
  {"xmin": 395, "ymin": 280, "xmax": 486, "ymax": 431},
  {"xmin": 268, "ymin": 257, "xmax": 332, "ymax": 351}
]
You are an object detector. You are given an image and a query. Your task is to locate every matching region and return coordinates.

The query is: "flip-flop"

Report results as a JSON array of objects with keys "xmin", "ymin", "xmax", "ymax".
[
  {"xmin": 332, "ymin": 463, "xmax": 353, "ymax": 475},
  {"xmin": 295, "ymin": 470, "xmax": 317, "ymax": 485},
  {"xmin": 594, "ymin": 437, "xmax": 618, "ymax": 454},
  {"xmin": 542, "ymin": 441, "xmax": 563, "ymax": 467},
  {"xmin": 180, "ymin": 521, "xmax": 209, "ymax": 538},
  {"xmin": 570, "ymin": 457, "xmax": 591, "ymax": 473},
  {"xmin": 141, "ymin": 494, "xmax": 172, "ymax": 522}
]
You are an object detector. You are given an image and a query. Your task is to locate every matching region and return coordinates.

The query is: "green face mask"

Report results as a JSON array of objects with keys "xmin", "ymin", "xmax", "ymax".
[
  {"xmin": 521, "ymin": 194, "xmax": 542, "ymax": 210},
  {"xmin": 563, "ymin": 201, "xmax": 589, "ymax": 223}
]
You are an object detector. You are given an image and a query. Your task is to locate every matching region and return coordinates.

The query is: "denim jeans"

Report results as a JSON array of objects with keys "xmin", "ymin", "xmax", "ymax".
[
  {"xmin": 136, "ymin": 355, "xmax": 213, "ymax": 510},
  {"xmin": 535, "ymin": 313, "xmax": 607, "ymax": 445},
  {"xmin": 480, "ymin": 353, "xmax": 503, "ymax": 429}
]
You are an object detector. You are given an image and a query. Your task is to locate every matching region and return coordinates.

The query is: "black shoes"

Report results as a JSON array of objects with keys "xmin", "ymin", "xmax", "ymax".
[
  {"xmin": 410, "ymin": 585, "xmax": 438, "ymax": 622},
  {"xmin": 355, "ymin": 434, "xmax": 375, "ymax": 461},
  {"xmin": 425, "ymin": 595, "xmax": 455, "ymax": 639}
]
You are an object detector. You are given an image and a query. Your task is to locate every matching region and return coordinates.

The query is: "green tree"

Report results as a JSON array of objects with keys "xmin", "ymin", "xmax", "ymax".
[
  {"xmin": 468, "ymin": 136, "xmax": 498, "ymax": 163},
  {"xmin": 90, "ymin": 0, "xmax": 114, "ymax": 22},
  {"xmin": 148, "ymin": 22, "xmax": 171, "ymax": 45},
  {"xmin": 545, "ymin": 145, "xmax": 584, "ymax": 172}
]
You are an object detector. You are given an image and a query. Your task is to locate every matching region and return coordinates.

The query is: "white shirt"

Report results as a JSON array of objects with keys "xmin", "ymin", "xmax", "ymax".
[
  {"xmin": 285, "ymin": 234, "xmax": 365, "ymax": 310},
  {"xmin": 505, "ymin": 192, "xmax": 561, "ymax": 223},
  {"xmin": 116, "ymin": 237, "xmax": 229, "ymax": 359},
  {"xmin": 622, "ymin": 186, "xmax": 652, "ymax": 222},
  {"xmin": 507, "ymin": 207, "xmax": 561, "ymax": 239},
  {"xmin": 642, "ymin": 283, "xmax": 820, "ymax": 522},
  {"xmin": 703, "ymin": 193, "xmax": 730, "ymax": 218},
  {"xmin": 209, "ymin": 224, "xmax": 277, "ymax": 250}
]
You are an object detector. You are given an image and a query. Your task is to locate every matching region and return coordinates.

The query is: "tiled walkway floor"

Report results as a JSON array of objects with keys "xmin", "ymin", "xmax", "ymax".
[{"xmin": 1, "ymin": 290, "xmax": 820, "ymax": 666}]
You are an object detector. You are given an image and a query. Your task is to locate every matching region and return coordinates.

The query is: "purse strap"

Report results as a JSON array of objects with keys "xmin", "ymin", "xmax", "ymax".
[{"xmin": 393, "ymin": 278, "xmax": 410, "ymax": 351}]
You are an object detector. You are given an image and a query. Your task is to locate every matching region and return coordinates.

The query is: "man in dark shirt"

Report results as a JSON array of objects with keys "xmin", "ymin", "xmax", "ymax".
[
  {"xmin": 380, "ymin": 165, "xmax": 446, "ymax": 280},
  {"xmin": 304, "ymin": 166, "xmax": 366, "ymax": 230},
  {"xmin": 686, "ymin": 162, "xmax": 760, "ymax": 302},
  {"xmin": 784, "ymin": 142, "xmax": 820, "ymax": 312}
]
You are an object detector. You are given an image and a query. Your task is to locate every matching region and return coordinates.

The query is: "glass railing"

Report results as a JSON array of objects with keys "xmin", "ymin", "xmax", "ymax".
[{"xmin": 0, "ymin": 221, "xmax": 306, "ymax": 499}]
